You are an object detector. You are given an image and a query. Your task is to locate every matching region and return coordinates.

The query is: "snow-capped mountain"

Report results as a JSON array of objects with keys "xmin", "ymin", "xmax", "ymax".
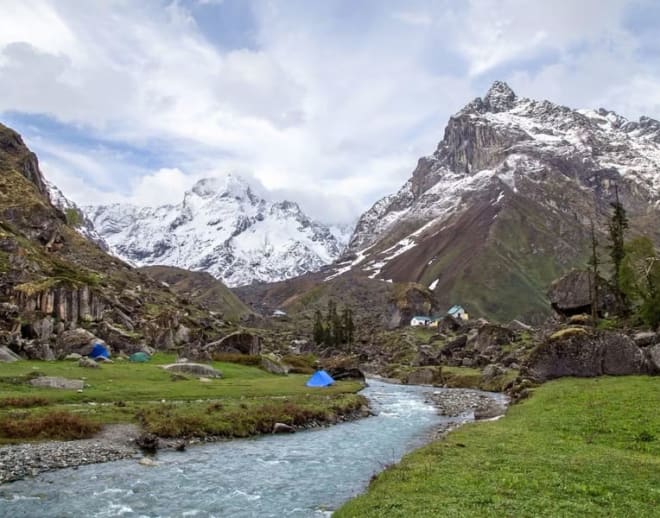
[
  {"xmin": 46, "ymin": 180, "xmax": 109, "ymax": 250},
  {"xmin": 84, "ymin": 174, "xmax": 349, "ymax": 287},
  {"xmin": 329, "ymin": 81, "xmax": 660, "ymax": 321}
]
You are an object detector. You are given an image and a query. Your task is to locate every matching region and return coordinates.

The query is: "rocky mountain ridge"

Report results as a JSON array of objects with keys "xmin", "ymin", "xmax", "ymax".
[
  {"xmin": 329, "ymin": 81, "xmax": 660, "ymax": 322},
  {"xmin": 85, "ymin": 175, "xmax": 350, "ymax": 287},
  {"xmin": 0, "ymin": 121, "xmax": 254, "ymax": 361}
]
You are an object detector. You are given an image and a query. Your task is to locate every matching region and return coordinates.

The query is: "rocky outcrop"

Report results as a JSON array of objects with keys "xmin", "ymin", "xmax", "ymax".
[
  {"xmin": 547, "ymin": 270, "xmax": 619, "ymax": 318},
  {"xmin": 322, "ymin": 356, "xmax": 366, "ymax": 381},
  {"xmin": 526, "ymin": 329, "xmax": 648, "ymax": 381},
  {"xmin": 205, "ymin": 332, "xmax": 262, "ymax": 356},
  {"xmin": 387, "ymin": 283, "xmax": 436, "ymax": 329},
  {"xmin": 0, "ymin": 345, "xmax": 20, "ymax": 362},
  {"xmin": 648, "ymin": 344, "xmax": 660, "ymax": 374},
  {"xmin": 55, "ymin": 328, "xmax": 98, "ymax": 358},
  {"xmin": 14, "ymin": 285, "xmax": 106, "ymax": 325},
  {"xmin": 0, "ymin": 124, "xmax": 48, "ymax": 197},
  {"xmin": 260, "ymin": 355, "xmax": 289, "ymax": 375}
]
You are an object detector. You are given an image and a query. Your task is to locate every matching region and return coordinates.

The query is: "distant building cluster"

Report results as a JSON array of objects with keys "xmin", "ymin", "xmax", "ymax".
[{"xmin": 410, "ymin": 305, "xmax": 468, "ymax": 327}]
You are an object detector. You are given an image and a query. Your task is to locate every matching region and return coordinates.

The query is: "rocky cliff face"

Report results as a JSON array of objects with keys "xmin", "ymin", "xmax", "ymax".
[
  {"xmin": 85, "ymin": 176, "xmax": 350, "ymax": 287},
  {"xmin": 0, "ymin": 122, "xmax": 241, "ymax": 360},
  {"xmin": 46, "ymin": 181, "xmax": 109, "ymax": 251},
  {"xmin": 333, "ymin": 81, "xmax": 660, "ymax": 322}
]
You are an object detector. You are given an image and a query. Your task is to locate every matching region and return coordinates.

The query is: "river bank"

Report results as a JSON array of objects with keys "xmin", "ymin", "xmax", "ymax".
[
  {"xmin": 0, "ymin": 400, "xmax": 372, "ymax": 485},
  {"xmin": 1, "ymin": 380, "xmax": 505, "ymax": 517},
  {"xmin": 0, "ymin": 379, "xmax": 504, "ymax": 487},
  {"xmin": 336, "ymin": 375, "xmax": 660, "ymax": 517}
]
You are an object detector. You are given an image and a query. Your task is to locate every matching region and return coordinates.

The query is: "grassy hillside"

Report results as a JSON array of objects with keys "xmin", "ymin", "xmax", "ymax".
[
  {"xmin": 138, "ymin": 265, "xmax": 253, "ymax": 322},
  {"xmin": 336, "ymin": 376, "xmax": 660, "ymax": 517}
]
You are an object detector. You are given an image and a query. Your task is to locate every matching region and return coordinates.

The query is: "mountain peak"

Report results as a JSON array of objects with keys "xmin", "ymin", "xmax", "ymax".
[
  {"xmin": 484, "ymin": 81, "xmax": 517, "ymax": 112},
  {"xmin": 190, "ymin": 174, "xmax": 256, "ymax": 201}
]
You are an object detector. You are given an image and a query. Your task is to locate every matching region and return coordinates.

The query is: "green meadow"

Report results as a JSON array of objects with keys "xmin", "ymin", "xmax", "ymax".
[
  {"xmin": 0, "ymin": 354, "xmax": 364, "ymax": 443},
  {"xmin": 336, "ymin": 376, "xmax": 660, "ymax": 518}
]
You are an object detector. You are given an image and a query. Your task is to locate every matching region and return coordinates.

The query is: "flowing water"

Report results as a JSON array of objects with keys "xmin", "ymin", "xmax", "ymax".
[{"xmin": 1, "ymin": 380, "xmax": 492, "ymax": 517}]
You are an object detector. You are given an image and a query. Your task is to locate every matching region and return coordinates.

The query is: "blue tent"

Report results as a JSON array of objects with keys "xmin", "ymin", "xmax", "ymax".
[
  {"xmin": 306, "ymin": 370, "xmax": 335, "ymax": 388},
  {"xmin": 90, "ymin": 343, "xmax": 110, "ymax": 360}
]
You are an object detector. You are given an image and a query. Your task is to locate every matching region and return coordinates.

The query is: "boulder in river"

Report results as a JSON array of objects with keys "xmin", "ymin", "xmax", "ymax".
[{"xmin": 272, "ymin": 422, "xmax": 296, "ymax": 434}]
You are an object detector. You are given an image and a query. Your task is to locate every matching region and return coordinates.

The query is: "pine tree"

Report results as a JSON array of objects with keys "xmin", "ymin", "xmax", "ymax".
[
  {"xmin": 344, "ymin": 308, "xmax": 355, "ymax": 345},
  {"xmin": 608, "ymin": 185, "xmax": 629, "ymax": 307},
  {"xmin": 588, "ymin": 220, "xmax": 600, "ymax": 324},
  {"xmin": 313, "ymin": 310, "xmax": 325, "ymax": 344},
  {"xmin": 324, "ymin": 300, "xmax": 338, "ymax": 346}
]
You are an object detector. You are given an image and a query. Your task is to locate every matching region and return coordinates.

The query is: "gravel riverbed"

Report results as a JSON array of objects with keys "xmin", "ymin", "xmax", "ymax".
[{"xmin": 0, "ymin": 425, "xmax": 139, "ymax": 484}]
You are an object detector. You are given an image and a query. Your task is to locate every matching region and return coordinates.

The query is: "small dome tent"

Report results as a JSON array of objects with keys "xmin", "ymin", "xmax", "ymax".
[
  {"xmin": 306, "ymin": 370, "xmax": 335, "ymax": 387},
  {"xmin": 129, "ymin": 352, "xmax": 150, "ymax": 363},
  {"xmin": 90, "ymin": 343, "xmax": 110, "ymax": 360}
]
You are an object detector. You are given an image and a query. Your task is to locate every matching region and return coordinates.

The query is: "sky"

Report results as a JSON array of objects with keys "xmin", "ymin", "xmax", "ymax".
[{"xmin": 1, "ymin": 0, "xmax": 659, "ymax": 223}]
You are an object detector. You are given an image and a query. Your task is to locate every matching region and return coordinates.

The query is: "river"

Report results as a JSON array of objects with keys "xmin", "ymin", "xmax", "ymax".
[{"xmin": 1, "ymin": 380, "xmax": 495, "ymax": 517}]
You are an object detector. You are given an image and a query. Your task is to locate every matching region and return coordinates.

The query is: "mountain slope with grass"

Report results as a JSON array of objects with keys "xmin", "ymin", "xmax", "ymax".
[
  {"xmin": 0, "ymin": 121, "xmax": 246, "ymax": 359},
  {"xmin": 326, "ymin": 81, "xmax": 660, "ymax": 323}
]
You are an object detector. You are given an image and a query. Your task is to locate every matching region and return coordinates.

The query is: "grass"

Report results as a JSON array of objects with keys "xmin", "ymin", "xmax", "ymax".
[
  {"xmin": 0, "ymin": 354, "xmax": 364, "ymax": 443},
  {"xmin": 0, "ymin": 411, "xmax": 101, "ymax": 441},
  {"xmin": 549, "ymin": 327, "xmax": 589, "ymax": 340},
  {"xmin": 336, "ymin": 376, "xmax": 660, "ymax": 518}
]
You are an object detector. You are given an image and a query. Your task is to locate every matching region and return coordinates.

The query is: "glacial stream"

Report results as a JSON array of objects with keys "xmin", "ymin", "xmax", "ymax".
[{"xmin": 1, "ymin": 380, "xmax": 495, "ymax": 517}]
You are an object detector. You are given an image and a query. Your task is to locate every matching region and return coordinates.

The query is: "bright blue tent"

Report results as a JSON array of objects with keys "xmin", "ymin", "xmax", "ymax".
[
  {"xmin": 90, "ymin": 343, "xmax": 110, "ymax": 360},
  {"xmin": 306, "ymin": 370, "xmax": 335, "ymax": 387}
]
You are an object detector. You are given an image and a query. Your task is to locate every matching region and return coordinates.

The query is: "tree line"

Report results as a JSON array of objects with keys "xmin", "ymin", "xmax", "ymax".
[
  {"xmin": 312, "ymin": 300, "xmax": 355, "ymax": 347},
  {"xmin": 590, "ymin": 185, "xmax": 660, "ymax": 328}
]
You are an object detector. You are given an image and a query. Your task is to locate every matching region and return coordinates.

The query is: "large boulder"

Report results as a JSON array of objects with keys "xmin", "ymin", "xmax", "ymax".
[
  {"xmin": 473, "ymin": 325, "xmax": 516, "ymax": 353},
  {"xmin": 204, "ymin": 332, "xmax": 261, "ymax": 356},
  {"xmin": 526, "ymin": 329, "xmax": 648, "ymax": 381},
  {"xmin": 436, "ymin": 315, "xmax": 462, "ymax": 334},
  {"xmin": 648, "ymin": 344, "xmax": 660, "ymax": 374},
  {"xmin": 163, "ymin": 363, "xmax": 222, "ymax": 378},
  {"xmin": 0, "ymin": 346, "xmax": 21, "ymax": 362},
  {"xmin": 548, "ymin": 270, "xmax": 618, "ymax": 318},
  {"xmin": 21, "ymin": 341, "xmax": 56, "ymax": 361},
  {"xmin": 323, "ymin": 356, "xmax": 365, "ymax": 381},
  {"xmin": 633, "ymin": 331, "xmax": 657, "ymax": 348},
  {"xmin": 29, "ymin": 376, "xmax": 84, "ymax": 390},
  {"xmin": 55, "ymin": 328, "xmax": 98, "ymax": 358},
  {"xmin": 260, "ymin": 355, "xmax": 289, "ymax": 375}
]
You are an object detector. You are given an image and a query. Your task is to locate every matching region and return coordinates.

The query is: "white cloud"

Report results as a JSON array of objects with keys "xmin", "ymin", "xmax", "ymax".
[
  {"xmin": 1, "ymin": 0, "xmax": 659, "ymax": 225},
  {"xmin": 455, "ymin": 0, "xmax": 632, "ymax": 76}
]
